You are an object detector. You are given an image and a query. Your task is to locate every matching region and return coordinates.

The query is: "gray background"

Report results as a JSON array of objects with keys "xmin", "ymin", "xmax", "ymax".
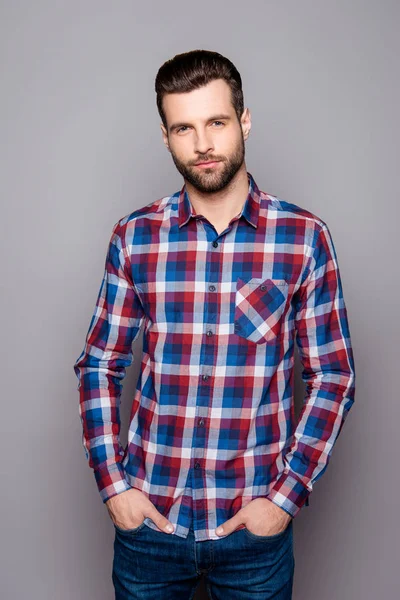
[{"xmin": 1, "ymin": 1, "xmax": 399, "ymax": 598}]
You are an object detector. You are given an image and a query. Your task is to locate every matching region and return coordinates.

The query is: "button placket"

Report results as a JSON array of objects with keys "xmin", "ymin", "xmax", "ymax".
[{"xmin": 192, "ymin": 234, "xmax": 221, "ymax": 532}]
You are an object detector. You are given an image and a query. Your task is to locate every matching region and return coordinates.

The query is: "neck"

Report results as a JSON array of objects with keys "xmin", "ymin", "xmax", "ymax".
[{"xmin": 185, "ymin": 166, "xmax": 249, "ymax": 225}]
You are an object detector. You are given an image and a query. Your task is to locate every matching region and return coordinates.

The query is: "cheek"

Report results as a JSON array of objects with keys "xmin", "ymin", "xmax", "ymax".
[
  {"xmin": 220, "ymin": 132, "xmax": 240, "ymax": 153},
  {"xmin": 171, "ymin": 141, "xmax": 192, "ymax": 161}
]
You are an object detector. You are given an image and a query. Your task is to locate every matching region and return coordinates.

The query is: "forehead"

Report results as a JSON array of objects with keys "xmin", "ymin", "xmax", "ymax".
[{"xmin": 163, "ymin": 79, "xmax": 234, "ymax": 123}]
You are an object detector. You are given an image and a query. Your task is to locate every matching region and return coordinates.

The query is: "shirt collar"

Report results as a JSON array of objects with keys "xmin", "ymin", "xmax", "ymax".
[{"xmin": 178, "ymin": 171, "xmax": 260, "ymax": 229}]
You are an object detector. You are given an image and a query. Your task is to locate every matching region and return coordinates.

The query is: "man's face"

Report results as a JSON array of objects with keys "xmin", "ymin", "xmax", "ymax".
[{"xmin": 161, "ymin": 79, "xmax": 251, "ymax": 194}]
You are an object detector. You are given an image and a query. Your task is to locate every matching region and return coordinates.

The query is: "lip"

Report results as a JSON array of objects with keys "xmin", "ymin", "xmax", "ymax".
[{"xmin": 194, "ymin": 160, "xmax": 220, "ymax": 167}]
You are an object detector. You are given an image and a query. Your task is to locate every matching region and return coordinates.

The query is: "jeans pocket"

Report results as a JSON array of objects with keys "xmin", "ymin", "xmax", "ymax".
[
  {"xmin": 234, "ymin": 277, "xmax": 289, "ymax": 344},
  {"xmin": 113, "ymin": 520, "xmax": 146, "ymax": 536},
  {"xmin": 243, "ymin": 520, "xmax": 292, "ymax": 542}
]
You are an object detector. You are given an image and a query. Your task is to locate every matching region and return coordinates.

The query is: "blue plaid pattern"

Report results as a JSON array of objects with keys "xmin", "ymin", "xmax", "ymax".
[{"xmin": 73, "ymin": 172, "xmax": 356, "ymax": 541}]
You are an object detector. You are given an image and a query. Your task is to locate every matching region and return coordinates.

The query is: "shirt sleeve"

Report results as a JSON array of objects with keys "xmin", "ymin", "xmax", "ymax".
[
  {"xmin": 266, "ymin": 222, "xmax": 356, "ymax": 518},
  {"xmin": 73, "ymin": 221, "xmax": 145, "ymax": 504}
]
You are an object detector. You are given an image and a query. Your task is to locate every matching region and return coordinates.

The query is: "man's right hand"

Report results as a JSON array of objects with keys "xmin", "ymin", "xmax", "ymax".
[{"xmin": 105, "ymin": 488, "xmax": 175, "ymax": 534}]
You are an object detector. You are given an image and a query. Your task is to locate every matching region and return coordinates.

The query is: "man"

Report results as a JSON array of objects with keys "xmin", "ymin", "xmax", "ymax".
[{"xmin": 73, "ymin": 49, "xmax": 356, "ymax": 599}]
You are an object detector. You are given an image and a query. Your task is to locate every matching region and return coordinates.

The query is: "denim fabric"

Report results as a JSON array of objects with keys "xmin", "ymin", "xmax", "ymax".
[{"xmin": 112, "ymin": 520, "xmax": 295, "ymax": 599}]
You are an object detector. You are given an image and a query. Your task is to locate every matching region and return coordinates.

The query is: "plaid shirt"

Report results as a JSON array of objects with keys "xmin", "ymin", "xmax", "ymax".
[{"xmin": 73, "ymin": 171, "xmax": 355, "ymax": 541}]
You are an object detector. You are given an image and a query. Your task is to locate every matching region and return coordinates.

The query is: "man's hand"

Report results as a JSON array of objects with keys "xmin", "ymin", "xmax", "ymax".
[
  {"xmin": 215, "ymin": 498, "xmax": 292, "ymax": 537},
  {"xmin": 106, "ymin": 488, "xmax": 175, "ymax": 534}
]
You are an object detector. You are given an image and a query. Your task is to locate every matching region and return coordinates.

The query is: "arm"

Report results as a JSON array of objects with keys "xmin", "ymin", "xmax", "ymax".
[
  {"xmin": 73, "ymin": 221, "xmax": 145, "ymax": 503},
  {"xmin": 266, "ymin": 222, "xmax": 356, "ymax": 518}
]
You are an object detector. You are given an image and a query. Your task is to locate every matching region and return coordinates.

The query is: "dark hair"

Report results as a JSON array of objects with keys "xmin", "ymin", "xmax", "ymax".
[{"xmin": 155, "ymin": 49, "xmax": 244, "ymax": 131}]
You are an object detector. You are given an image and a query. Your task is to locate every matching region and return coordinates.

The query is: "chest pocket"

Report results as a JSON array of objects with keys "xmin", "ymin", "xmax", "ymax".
[{"xmin": 234, "ymin": 277, "xmax": 289, "ymax": 344}]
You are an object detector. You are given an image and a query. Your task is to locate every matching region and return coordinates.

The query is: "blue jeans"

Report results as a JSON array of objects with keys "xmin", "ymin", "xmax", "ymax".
[{"xmin": 112, "ymin": 519, "xmax": 295, "ymax": 599}]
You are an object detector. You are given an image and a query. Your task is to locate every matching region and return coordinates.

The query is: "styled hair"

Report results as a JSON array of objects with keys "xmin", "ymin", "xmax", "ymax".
[{"xmin": 155, "ymin": 49, "xmax": 244, "ymax": 131}]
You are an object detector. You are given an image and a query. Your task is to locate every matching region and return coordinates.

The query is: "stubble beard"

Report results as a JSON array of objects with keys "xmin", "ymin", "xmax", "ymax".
[{"xmin": 169, "ymin": 134, "xmax": 246, "ymax": 194}]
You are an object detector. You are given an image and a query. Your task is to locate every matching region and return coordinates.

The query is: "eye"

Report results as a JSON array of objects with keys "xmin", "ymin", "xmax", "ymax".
[{"xmin": 176, "ymin": 121, "xmax": 224, "ymax": 133}]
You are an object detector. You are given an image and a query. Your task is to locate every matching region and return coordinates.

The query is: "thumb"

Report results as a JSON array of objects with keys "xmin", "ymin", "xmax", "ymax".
[
  {"xmin": 215, "ymin": 515, "xmax": 242, "ymax": 537},
  {"xmin": 147, "ymin": 506, "xmax": 175, "ymax": 534}
]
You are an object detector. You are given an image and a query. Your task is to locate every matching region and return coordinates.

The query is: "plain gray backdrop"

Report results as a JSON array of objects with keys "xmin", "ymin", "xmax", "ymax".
[{"xmin": 1, "ymin": 1, "xmax": 399, "ymax": 599}]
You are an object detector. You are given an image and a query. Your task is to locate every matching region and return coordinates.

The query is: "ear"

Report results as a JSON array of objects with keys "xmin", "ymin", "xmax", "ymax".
[
  {"xmin": 240, "ymin": 108, "xmax": 252, "ymax": 141},
  {"xmin": 160, "ymin": 123, "xmax": 171, "ymax": 152}
]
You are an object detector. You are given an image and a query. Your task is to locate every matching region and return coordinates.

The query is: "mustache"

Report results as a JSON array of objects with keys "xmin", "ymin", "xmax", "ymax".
[{"xmin": 192, "ymin": 158, "xmax": 223, "ymax": 165}]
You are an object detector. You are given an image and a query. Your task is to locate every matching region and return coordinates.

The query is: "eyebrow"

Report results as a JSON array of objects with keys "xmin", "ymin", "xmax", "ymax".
[{"xmin": 168, "ymin": 114, "xmax": 232, "ymax": 133}]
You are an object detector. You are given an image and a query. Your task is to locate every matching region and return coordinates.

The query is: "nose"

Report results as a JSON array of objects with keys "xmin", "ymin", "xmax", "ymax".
[{"xmin": 193, "ymin": 130, "xmax": 214, "ymax": 157}]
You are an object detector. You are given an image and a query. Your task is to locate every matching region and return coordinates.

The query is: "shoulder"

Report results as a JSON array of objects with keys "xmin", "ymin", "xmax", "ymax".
[
  {"xmin": 110, "ymin": 190, "xmax": 179, "ymax": 239},
  {"xmin": 262, "ymin": 193, "xmax": 328, "ymax": 231},
  {"xmin": 118, "ymin": 192, "xmax": 177, "ymax": 227}
]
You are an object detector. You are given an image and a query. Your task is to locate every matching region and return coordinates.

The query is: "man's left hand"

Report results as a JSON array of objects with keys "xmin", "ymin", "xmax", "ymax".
[{"xmin": 215, "ymin": 498, "xmax": 292, "ymax": 537}]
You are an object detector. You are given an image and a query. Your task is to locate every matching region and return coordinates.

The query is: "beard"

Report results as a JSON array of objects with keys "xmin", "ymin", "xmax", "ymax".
[{"xmin": 169, "ymin": 134, "xmax": 246, "ymax": 194}]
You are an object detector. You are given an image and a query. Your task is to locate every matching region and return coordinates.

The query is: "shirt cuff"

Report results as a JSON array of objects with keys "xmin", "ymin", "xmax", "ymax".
[
  {"xmin": 266, "ymin": 469, "xmax": 311, "ymax": 518},
  {"xmin": 94, "ymin": 462, "xmax": 132, "ymax": 504}
]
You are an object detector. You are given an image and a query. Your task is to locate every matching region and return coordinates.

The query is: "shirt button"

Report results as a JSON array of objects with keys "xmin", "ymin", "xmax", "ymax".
[
  {"xmin": 212, "ymin": 241, "xmax": 218, "ymax": 248},
  {"xmin": 194, "ymin": 462, "xmax": 201, "ymax": 469},
  {"xmin": 260, "ymin": 285, "xmax": 266, "ymax": 291},
  {"xmin": 206, "ymin": 330, "xmax": 213, "ymax": 337},
  {"xmin": 202, "ymin": 374, "xmax": 209, "ymax": 380},
  {"xmin": 209, "ymin": 285, "xmax": 216, "ymax": 291},
  {"xmin": 199, "ymin": 418, "xmax": 204, "ymax": 426}
]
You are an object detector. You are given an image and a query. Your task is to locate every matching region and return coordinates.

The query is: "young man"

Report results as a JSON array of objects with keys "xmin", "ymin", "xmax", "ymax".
[{"xmin": 73, "ymin": 49, "xmax": 356, "ymax": 599}]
